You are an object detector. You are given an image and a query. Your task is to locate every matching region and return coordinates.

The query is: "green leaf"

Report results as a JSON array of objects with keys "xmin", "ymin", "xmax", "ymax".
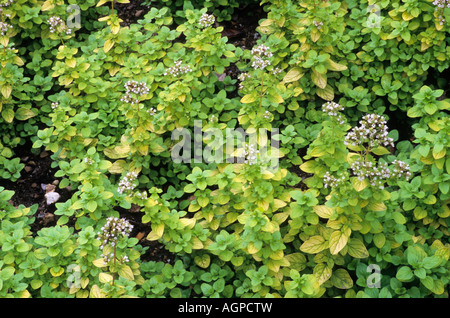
[
  {"xmin": 373, "ymin": 233, "xmax": 386, "ymax": 248},
  {"xmin": 300, "ymin": 235, "xmax": 328, "ymax": 254},
  {"xmin": 15, "ymin": 108, "xmax": 35, "ymax": 120},
  {"xmin": 16, "ymin": 242, "xmax": 30, "ymax": 253},
  {"xmin": 1, "ymin": 108, "xmax": 14, "ymax": 123},
  {"xmin": 422, "ymin": 256, "xmax": 441, "ymax": 269},
  {"xmin": 392, "ymin": 212, "xmax": 406, "ymax": 224},
  {"xmin": 330, "ymin": 269, "xmax": 353, "ymax": 289},
  {"xmin": 407, "ymin": 246, "xmax": 426, "ymax": 265},
  {"xmin": 86, "ymin": 200, "xmax": 97, "ymax": 212},
  {"xmin": 396, "ymin": 266, "xmax": 413, "ymax": 282},
  {"xmin": 347, "ymin": 238, "xmax": 369, "ymax": 258},
  {"xmin": 371, "ymin": 146, "xmax": 390, "ymax": 156}
]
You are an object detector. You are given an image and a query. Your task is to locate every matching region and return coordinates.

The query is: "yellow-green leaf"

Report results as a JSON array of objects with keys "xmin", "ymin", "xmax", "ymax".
[
  {"xmin": 300, "ymin": 235, "xmax": 328, "ymax": 254},
  {"xmin": 194, "ymin": 254, "xmax": 211, "ymax": 268},
  {"xmin": 268, "ymin": 92, "xmax": 284, "ymax": 104},
  {"xmin": 326, "ymin": 59, "xmax": 348, "ymax": 72},
  {"xmin": 347, "ymin": 238, "xmax": 369, "ymax": 258},
  {"xmin": 314, "ymin": 263, "xmax": 333, "ymax": 285},
  {"xmin": 316, "ymin": 84, "xmax": 334, "ymax": 101},
  {"xmin": 284, "ymin": 253, "xmax": 307, "ymax": 271},
  {"xmin": 352, "ymin": 177, "xmax": 368, "ymax": 192},
  {"xmin": 103, "ymin": 145, "xmax": 131, "ymax": 159},
  {"xmin": 97, "ymin": 0, "xmax": 110, "ymax": 7},
  {"xmin": 1, "ymin": 85, "xmax": 12, "ymax": 99},
  {"xmin": 310, "ymin": 146, "xmax": 327, "ymax": 157},
  {"xmin": 330, "ymin": 268, "xmax": 353, "ymax": 289},
  {"xmin": 118, "ymin": 265, "xmax": 134, "ymax": 280},
  {"xmin": 273, "ymin": 199, "xmax": 287, "ymax": 211},
  {"xmin": 41, "ymin": 0, "xmax": 55, "ymax": 11},
  {"xmin": 89, "ymin": 285, "xmax": 105, "ymax": 298},
  {"xmin": 329, "ymin": 230, "xmax": 349, "ymax": 255},
  {"xmin": 313, "ymin": 205, "xmax": 333, "ymax": 219},
  {"xmin": 240, "ymin": 92, "xmax": 258, "ymax": 104},
  {"xmin": 282, "ymin": 67, "xmax": 304, "ymax": 83},
  {"xmin": 2, "ymin": 108, "xmax": 14, "ymax": 123},
  {"xmin": 372, "ymin": 146, "xmax": 391, "ymax": 156},
  {"xmin": 373, "ymin": 233, "xmax": 386, "ymax": 248},
  {"xmin": 66, "ymin": 58, "xmax": 77, "ymax": 68},
  {"xmin": 103, "ymin": 39, "xmax": 114, "ymax": 54},
  {"xmin": 300, "ymin": 160, "xmax": 316, "ymax": 173},
  {"xmin": 99, "ymin": 273, "xmax": 113, "ymax": 284},
  {"xmin": 311, "ymin": 70, "xmax": 327, "ymax": 89},
  {"xmin": 247, "ymin": 242, "xmax": 260, "ymax": 254},
  {"xmin": 368, "ymin": 202, "xmax": 387, "ymax": 211},
  {"xmin": 179, "ymin": 218, "xmax": 196, "ymax": 228},
  {"xmin": 311, "ymin": 28, "xmax": 320, "ymax": 42},
  {"xmin": 93, "ymin": 258, "xmax": 107, "ymax": 268},
  {"xmin": 147, "ymin": 223, "xmax": 164, "ymax": 241},
  {"xmin": 15, "ymin": 108, "xmax": 35, "ymax": 121}
]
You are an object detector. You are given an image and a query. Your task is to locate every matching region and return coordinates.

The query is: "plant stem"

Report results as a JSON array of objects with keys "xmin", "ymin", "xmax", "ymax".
[
  {"xmin": 258, "ymin": 74, "xmax": 264, "ymax": 114},
  {"xmin": 112, "ymin": 245, "xmax": 117, "ymax": 285}
]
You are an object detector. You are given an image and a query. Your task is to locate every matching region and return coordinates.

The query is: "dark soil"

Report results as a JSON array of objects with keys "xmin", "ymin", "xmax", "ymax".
[
  {"xmin": 0, "ymin": 141, "xmax": 72, "ymax": 232},
  {"xmin": 0, "ymin": 0, "xmax": 266, "ymax": 264}
]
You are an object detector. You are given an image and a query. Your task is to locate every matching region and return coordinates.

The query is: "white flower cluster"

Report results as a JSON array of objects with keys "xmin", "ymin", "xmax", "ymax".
[
  {"xmin": 163, "ymin": 60, "xmax": 193, "ymax": 77},
  {"xmin": 0, "ymin": 0, "xmax": 13, "ymax": 7},
  {"xmin": 391, "ymin": 159, "xmax": 412, "ymax": 181},
  {"xmin": 97, "ymin": 216, "xmax": 133, "ymax": 264},
  {"xmin": 351, "ymin": 157, "xmax": 390, "ymax": 187},
  {"xmin": 324, "ymin": 158, "xmax": 410, "ymax": 190},
  {"xmin": 323, "ymin": 171, "xmax": 346, "ymax": 189},
  {"xmin": 243, "ymin": 143, "xmax": 259, "ymax": 165},
  {"xmin": 238, "ymin": 72, "xmax": 251, "ymax": 90},
  {"xmin": 48, "ymin": 16, "xmax": 72, "ymax": 35},
  {"xmin": 271, "ymin": 67, "xmax": 282, "ymax": 75},
  {"xmin": 135, "ymin": 191, "xmax": 148, "ymax": 200},
  {"xmin": 263, "ymin": 110, "xmax": 271, "ymax": 119},
  {"xmin": 84, "ymin": 157, "xmax": 94, "ymax": 165},
  {"xmin": 117, "ymin": 171, "xmax": 139, "ymax": 195},
  {"xmin": 432, "ymin": 0, "xmax": 450, "ymax": 24},
  {"xmin": 351, "ymin": 157, "xmax": 410, "ymax": 189},
  {"xmin": 251, "ymin": 44, "xmax": 272, "ymax": 70},
  {"xmin": 345, "ymin": 114, "xmax": 394, "ymax": 150},
  {"xmin": 51, "ymin": 102, "xmax": 59, "ymax": 110},
  {"xmin": 322, "ymin": 101, "xmax": 345, "ymax": 124},
  {"xmin": 198, "ymin": 13, "xmax": 215, "ymax": 28},
  {"xmin": 313, "ymin": 20, "xmax": 323, "ymax": 30},
  {"xmin": 102, "ymin": 252, "xmax": 129, "ymax": 265},
  {"xmin": 147, "ymin": 107, "xmax": 156, "ymax": 116},
  {"xmin": 0, "ymin": 21, "xmax": 12, "ymax": 36},
  {"xmin": 0, "ymin": 1, "xmax": 13, "ymax": 19},
  {"xmin": 121, "ymin": 80, "xmax": 149, "ymax": 104}
]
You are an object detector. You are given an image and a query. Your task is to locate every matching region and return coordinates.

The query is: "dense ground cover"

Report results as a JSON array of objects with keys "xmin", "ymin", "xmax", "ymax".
[{"xmin": 0, "ymin": 0, "xmax": 449, "ymax": 298}]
